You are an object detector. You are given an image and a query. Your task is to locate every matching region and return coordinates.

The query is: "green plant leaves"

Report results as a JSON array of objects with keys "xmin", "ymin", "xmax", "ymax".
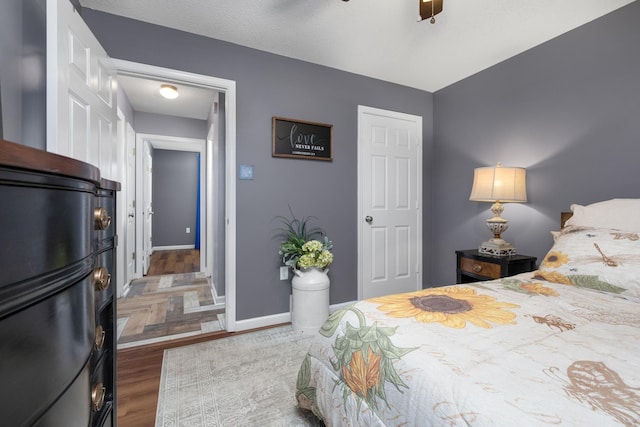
[{"xmin": 275, "ymin": 207, "xmax": 332, "ymax": 270}]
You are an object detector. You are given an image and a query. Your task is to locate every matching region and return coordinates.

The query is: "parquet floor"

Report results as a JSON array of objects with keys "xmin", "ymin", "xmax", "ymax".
[{"xmin": 117, "ymin": 249, "xmax": 225, "ymax": 348}]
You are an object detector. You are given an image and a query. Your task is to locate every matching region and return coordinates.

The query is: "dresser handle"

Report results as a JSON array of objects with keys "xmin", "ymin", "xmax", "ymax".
[
  {"xmin": 472, "ymin": 264, "xmax": 483, "ymax": 273},
  {"xmin": 93, "ymin": 267, "xmax": 111, "ymax": 291},
  {"xmin": 94, "ymin": 325, "xmax": 106, "ymax": 350},
  {"xmin": 94, "ymin": 207, "xmax": 112, "ymax": 230},
  {"xmin": 91, "ymin": 383, "xmax": 106, "ymax": 412}
]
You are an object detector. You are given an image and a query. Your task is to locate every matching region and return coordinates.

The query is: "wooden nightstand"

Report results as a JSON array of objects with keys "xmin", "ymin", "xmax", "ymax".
[{"xmin": 456, "ymin": 250, "xmax": 537, "ymax": 283}]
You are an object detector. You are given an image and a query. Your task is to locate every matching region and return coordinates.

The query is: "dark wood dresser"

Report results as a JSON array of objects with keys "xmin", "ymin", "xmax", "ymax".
[{"xmin": 0, "ymin": 139, "xmax": 119, "ymax": 426}]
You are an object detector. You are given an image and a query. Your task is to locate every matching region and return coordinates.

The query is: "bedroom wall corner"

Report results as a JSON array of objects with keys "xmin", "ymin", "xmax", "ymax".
[{"xmin": 430, "ymin": 1, "xmax": 640, "ymax": 285}]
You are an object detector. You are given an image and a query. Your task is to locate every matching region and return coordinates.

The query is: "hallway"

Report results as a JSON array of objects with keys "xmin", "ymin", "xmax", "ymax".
[{"xmin": 117, "ymin": 249, "xmax": 225, "ymax": 348}]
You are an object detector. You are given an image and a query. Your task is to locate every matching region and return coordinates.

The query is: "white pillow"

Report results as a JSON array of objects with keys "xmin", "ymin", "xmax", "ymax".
[{"xmin": 565, "ymin": 199, "xmax": 640, "ymax": 232}]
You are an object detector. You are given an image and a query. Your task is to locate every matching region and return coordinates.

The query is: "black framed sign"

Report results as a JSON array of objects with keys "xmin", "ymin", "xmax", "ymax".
[{"xmin": 272, "ymin": 116, "xmax": 333, "ymax": 161}]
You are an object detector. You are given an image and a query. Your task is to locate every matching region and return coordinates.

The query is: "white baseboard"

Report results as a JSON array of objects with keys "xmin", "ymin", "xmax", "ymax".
[
  {"xmin": 121, "ymin": 282, "xmax": 131, "ymax": 298},
  {"xmin": 235, "ymin": 312, "xmax": 291, "ymax": 331},
  {"xmin": 210, "ymin": 279, "xmax": 226, "ymax": 308},
  {"xmin": 152, "ymin": 244, "xmax": 195, "ymax": 251},
  {"xmin": 234, "ymin": 300, "xmax": 358, "ymax": 332}
]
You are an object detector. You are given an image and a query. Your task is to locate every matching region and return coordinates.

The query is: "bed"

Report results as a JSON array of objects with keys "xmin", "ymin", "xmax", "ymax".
[{"xmin": 295, "ymin": 199, "xmax": 640, "ymax": 426}]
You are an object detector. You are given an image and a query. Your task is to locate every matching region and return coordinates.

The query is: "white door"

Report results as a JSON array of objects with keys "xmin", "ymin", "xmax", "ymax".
[
  {"xmin": 358, "ymin": 106, "xmax": 422, "ymax": 299},
  {"xmin": 142, "ymin": 140, "xmax": 154, "ymax": 275},
  {"xmin": 46, "ymin": 0, "xmax": 117, "ymax": 179},
  {"xmin": 125, "ymin": 122, "xmax": 137, "ymax": 283}
]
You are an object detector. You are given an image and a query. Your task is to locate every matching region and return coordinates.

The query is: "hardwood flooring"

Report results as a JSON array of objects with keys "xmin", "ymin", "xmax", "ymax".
[
  {"xmin": 117, "ymin": 330, "xmax": 232, "ymax": 426},
  {"xmin": 117, "ymin": 325, "xmax": 290, "ymax": 426},
  {"xmin": 117, "ymin": 248, "xmax": 229, "ymax": 425},
  {"xmin": 146, "ymin": 249, "xmax": 200, "ymax": 276}
]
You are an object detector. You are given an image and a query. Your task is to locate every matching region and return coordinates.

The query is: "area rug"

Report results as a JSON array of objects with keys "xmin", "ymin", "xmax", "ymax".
[{"xmin": 155, "ymin": 325, "xmax": 324, "ymax": 426}]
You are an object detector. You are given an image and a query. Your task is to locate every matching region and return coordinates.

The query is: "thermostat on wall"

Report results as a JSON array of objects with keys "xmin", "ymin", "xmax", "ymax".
[{"xmin": 239, "ymin": 164, "xmax": 254, "ymax": 180}]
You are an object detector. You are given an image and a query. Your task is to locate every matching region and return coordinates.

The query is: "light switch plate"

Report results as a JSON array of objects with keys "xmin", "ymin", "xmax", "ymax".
[
  {"xmin": 239, "ymin": 164, "xmax": 254, "ymax": 180},
  {"xmin": 279, "ymin": 266, "xmax": 289, "ymax": 280}
]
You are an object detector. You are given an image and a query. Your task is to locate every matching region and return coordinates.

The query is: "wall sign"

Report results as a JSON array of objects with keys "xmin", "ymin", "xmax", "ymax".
[{"xmin": 272, "ymin": 116, "xmax": 333, "ymax": 161}]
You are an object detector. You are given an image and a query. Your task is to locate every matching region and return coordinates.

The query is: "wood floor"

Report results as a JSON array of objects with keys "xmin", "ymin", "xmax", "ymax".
[
  {"xmin": 117, "ymin": 272, "xmax": 224, "ymax": 347},
  {"xmin": 117, "ymin": 330, "xmax": 233, "ymax": 426},
  {"xmin": 117, "ymin": 248, "xmax": 228, "ymax": 426},
  {"xmin": 146, "ymin": 248, "xmax": 200, "ymax": 276}
]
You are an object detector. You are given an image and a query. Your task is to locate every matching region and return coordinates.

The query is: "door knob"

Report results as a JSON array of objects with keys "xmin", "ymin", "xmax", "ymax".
[{"xmin": 365, "ymin": 216, "xmax": 373, "ymax": 224}]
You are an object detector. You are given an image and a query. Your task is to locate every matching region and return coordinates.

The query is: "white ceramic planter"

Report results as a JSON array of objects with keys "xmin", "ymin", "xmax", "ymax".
[{"xmin": 291, "ymin": 267, "xmax": 330, "ymax": 335}]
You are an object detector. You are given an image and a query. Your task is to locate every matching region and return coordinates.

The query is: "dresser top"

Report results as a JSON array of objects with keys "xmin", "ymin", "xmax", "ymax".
[{"xmin": 0, "ymin": 138, "xmax": 101, "ymax": 184}]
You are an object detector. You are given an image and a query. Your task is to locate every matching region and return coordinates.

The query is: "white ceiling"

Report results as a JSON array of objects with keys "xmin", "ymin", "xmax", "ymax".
[
  {"xmin": 81, "ymin": 0, "xmax": 635, "ymax": 118},
  {"xmin": 118, "ymin": 74, "xmax": 217, "ymax": 120}
]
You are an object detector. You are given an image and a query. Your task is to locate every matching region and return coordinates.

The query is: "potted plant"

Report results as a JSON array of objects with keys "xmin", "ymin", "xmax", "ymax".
[
  {"xmin": 276, "ymin": 210, "xmax": 333, "ymax": 334},
  {"xmin": 277, "ymin": 213, "xmax": 333, "ymax": 272}
]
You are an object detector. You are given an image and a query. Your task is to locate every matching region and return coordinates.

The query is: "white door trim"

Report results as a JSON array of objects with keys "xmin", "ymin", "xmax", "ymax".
[
  {"xmin": 115, "ymin": 59, "xmax": 237, "ymax": 332},
  {"xmin": 357, "ymin": 105, "xmax": 423, "ymax": 300},
  {"xmin": 116, "ymin": 108, "xmax": 126, "ymax": 298},
  {"xmin": 135, "ymin": 133, "xmax": 205, "ymax": 275}
]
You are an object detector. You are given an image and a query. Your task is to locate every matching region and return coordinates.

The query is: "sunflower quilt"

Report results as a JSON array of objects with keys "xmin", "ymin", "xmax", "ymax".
[{"xmin": 296, "ymin": 272, "xmax": 640, "ymax": 426}]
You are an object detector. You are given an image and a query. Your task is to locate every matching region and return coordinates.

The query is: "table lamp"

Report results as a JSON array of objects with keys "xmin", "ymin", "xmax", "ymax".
[{"xmin": 469, "ymin": 162, "xmax": 527, "ymax": 256}]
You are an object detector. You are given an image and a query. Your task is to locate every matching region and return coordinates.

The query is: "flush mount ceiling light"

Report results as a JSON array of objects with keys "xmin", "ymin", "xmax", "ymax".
[
  {"xmin": 159, "ymin": 84, "xmax": 179, "ymax": 99},
  {"xmin": 419, "ymin": 0, "xmax": 443, "ymax": 24}
]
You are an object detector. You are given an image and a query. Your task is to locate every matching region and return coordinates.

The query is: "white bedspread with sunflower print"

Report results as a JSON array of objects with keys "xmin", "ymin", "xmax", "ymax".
[{"xmin": 295, "ymin": 272, "xmax": 640, "ymax": 426}]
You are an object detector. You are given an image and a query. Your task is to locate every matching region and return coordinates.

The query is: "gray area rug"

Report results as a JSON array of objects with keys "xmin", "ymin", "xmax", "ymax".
[{"xmin": 155, "ymin": 325, "xmax": 325, "ymax": 426}]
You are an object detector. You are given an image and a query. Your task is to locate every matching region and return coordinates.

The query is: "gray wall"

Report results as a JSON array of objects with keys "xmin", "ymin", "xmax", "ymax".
[
  {"xmin": 133, "ymin": 111, "xmax": 207, "ymax": 248},
  {"xmin": 3, "ymin": 1, "xmax": 637, "ymax": 321},
  {"xmin": 0, "ymin": 0, "xmax": 46, "ymax": 148},
  {"xmin": 431, "ymin": 1, "xmax": 640, "ymax": 285},
  {"xmin": 152, "ymin": 149, "xmax": 200, "ymax": 247},
  {"xmin": 134, "ymin": 111, "xmax": 208, "ymax": 139},
  {"xmin": 82, "ymin": 9, "xmax": 434, "ymax": 321}
]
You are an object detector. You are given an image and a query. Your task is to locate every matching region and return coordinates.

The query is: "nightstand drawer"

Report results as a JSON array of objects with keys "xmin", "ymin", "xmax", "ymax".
[
  {"xmin": 460, "ymin": 257, "xmax": 501, "ymax": 279},
  {"xmin": 455, "ymin": 250, "xmax": 537, "ymax": 284}
]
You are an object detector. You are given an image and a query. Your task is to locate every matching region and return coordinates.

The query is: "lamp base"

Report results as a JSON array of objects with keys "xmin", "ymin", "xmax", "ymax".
[{"xmin": 478, "ymin": 238, "xmax": 517, "ymax": 257}]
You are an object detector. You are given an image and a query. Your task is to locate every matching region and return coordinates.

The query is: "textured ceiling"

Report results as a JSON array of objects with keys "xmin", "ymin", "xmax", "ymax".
[{"xmin": 80, "ymin": 0, "xmax": 634, "ymax": 92}]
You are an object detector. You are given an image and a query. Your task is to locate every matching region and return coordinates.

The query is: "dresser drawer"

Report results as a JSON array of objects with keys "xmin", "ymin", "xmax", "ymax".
[
  {"xmin": 33, "ymin": 362, "xmax": 91, "ymax": 427},
  {"xmin": 92, "ymin": 302, "xmax": 114, "ymax": 365},
  {"xmin": 0, "ymin": 275, "xmax": 94, "ymax": 426},
  {"xmin": 90, "ymin": 353, "xmax": 114, "ymax": 425},
  {"xmin": 0, "ymin": 173, "xmax": 94, "ymax": 288},
  {"xmin": 93, "ymin": 188, "xmax": 116, "ymax": 240},
  {"xmin": 460, "ymin": 257, "xmax": 501, "ymax": 279},
  {"xmin": 94, "ymin": 249, "xmax": 114, "ymax": 312}
]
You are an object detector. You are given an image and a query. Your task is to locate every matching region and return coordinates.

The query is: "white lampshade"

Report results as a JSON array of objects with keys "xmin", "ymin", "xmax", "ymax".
[
  {"xmin": 469, "ymin": 163, "xmax": 527, "ymax": 203},
  {"xmin": 469, "ymin": 163, "xmax": 527, "ymax": 257}
]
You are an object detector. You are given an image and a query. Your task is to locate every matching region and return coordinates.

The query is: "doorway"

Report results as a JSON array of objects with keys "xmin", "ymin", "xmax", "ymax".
[
  {"xmin": 135, "ymin": 134, "xmax": 206, "ymax": 277},
  {"xmin": 115, "ymin": 59, "xmax": 237, "ymax": 333}
]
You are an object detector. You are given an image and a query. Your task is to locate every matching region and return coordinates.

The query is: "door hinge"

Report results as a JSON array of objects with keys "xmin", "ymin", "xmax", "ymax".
[{"xmin": 132, "ymin": 252, "xmax": 136, "ymax": 260}]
